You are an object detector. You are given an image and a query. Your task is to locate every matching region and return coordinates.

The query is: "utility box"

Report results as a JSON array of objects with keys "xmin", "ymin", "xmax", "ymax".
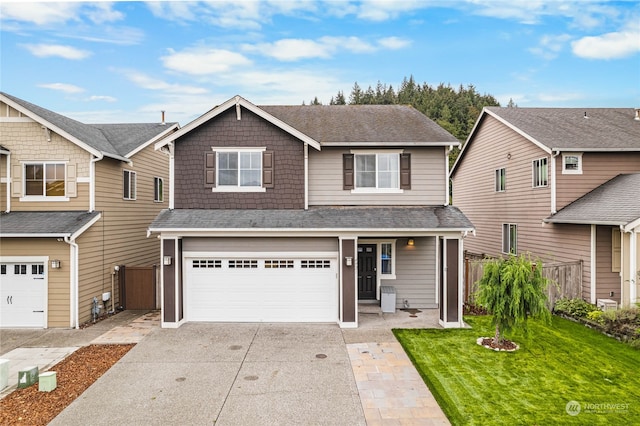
[
  {"xmin": 597, "ymin": 299, "xmax": 618, "ymax": 311},
  {"xmin": 381, "ymin": 286, "xmax": 396, "ymax": 313},
  {"xmin": 39, "ymin": 371, "xmax": 57, "ymax": 392},
  {"xmin": 18, "ymin": 366, "xmax": 39, "ymax": 389}
]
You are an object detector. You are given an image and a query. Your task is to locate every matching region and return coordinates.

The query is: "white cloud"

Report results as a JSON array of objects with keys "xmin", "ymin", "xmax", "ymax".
[
  {"xmin": 38, "ymin": 83, "xmax": 85, "ymax": 94},
  {"xmin": 23, "ymin": 43, "xmax": 92, "ymax": 60},
  {"xmin": 378, "ymin": 36, "xmax": 411, "ymax": 49},
  {"xmin": 528, "ymin": 34, "xmax": 572, "ymax": 60},
  {"xmin": 87, "ymin": 95, "xmax": 117, "ymax": 103},
  {"xmin": 353, "ymin": 0, "xmax": 424, "ymax": 22},
  {"xmin": 537, "ymin": 92, "xmax": 584, "ymax": 102},
  {"xmin": 161, "ymin": 48, "xmax": 252, "ymax": 75},
  {"xmin": 572, "ymin": 25, "xmax": 640, "ymax": 59},
  {"xmin": 118, "ymin": 69, "xmax": 209, "ymax": 95},
  {"xmin": 1, "ymin": 2, "xmax": 123, "ymax": 26}
]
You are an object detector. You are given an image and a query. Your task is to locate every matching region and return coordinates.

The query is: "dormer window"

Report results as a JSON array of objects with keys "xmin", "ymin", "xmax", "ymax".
[{"xmin": 562, "ymin": 153, "xmax": 582, "ymax": 175}]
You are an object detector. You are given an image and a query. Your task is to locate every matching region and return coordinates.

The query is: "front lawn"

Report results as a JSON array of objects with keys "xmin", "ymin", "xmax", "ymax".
[{"xmin": 394, "ymin": 316, "xmax": 640, "ymax": 425}]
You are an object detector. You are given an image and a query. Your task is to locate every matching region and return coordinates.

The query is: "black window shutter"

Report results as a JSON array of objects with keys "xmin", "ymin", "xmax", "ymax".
[
  {"xmin": 204, "ymin": 152, "xmax": 216, "ymax": 188},
  {"xmin": 400, "ymin": 153, "xmax": 411, "ymax": 189},
  {"xmin": 343, "ymin": 153, "xmax": 354, "ymax": 190},
  {"xmin": 263, "ymin": 151, "xmax": 274, "ymax": 188}
]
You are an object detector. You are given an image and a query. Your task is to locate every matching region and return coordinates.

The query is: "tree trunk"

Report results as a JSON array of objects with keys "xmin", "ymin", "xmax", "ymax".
[{"xmin": 493, "ymin": 323, "xmax": 501, "ymax": 346}]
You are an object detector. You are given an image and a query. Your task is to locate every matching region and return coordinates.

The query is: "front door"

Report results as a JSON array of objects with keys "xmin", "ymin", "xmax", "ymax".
[{"xmin": 358, "ymin": 244, "xmax": 376, "ymax": 299}]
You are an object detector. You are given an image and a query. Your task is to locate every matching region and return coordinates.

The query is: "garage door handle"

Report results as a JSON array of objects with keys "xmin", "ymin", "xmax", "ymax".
[
  {"xmin": 7, "ymin": 296, "xmax": 11, "ymax": 304},
  {"xmin": 33, "ymin": 277, "xmax": 44, "ymax": 280},
  {"xmin": 33, "ymin": 310, "xmax": 44, "ymax": 313}
]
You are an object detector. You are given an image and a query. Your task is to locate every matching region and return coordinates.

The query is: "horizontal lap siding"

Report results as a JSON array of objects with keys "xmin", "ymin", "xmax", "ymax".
[
  {"xmin": 75, "ymin": 145, "xmax": 169, "ymax": 324},
  {"xmin": 183, "ymin": 237, "xmax": 338, "ymax": 253},
  {"xmin": 174, "ymin": 107, "xmax": 304, "ymax": 209},
  {"xmin": 556, "ymin": 153, "xmax": 640, "ymax": 210},
  {"xmin": 385, "ymin": 237, "xmax": 436, "ymax": 308},
  {"xmin": 308, "ymin": 147, "xmax": 446, "ymax": 206},
  {"xmin": 452, "ymin": 116, "xmax": 593, "ymax": 296},
  {"xmin": 0, "ymin": 238, "xmax": 71, "ymax": 327}
]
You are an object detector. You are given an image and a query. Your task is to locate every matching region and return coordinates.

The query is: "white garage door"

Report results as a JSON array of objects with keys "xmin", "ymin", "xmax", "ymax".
[
  {"xmin": 0, "ymin": 262, "xmax": 47, "ymax": 328},
  {"xmin": 185, "ymin": 255, "xmax": 338, "ymax": 322}
]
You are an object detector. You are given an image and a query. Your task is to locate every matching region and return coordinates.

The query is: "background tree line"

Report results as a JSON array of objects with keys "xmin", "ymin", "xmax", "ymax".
[{"xmin": 308, "ymin": 75, "xmax": 500, "ymax": 143}]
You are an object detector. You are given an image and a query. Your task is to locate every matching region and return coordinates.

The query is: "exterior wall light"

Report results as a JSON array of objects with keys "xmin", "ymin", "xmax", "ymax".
[
  {"xmin": 163, "ymin": 256, "xmax": 173, "ymax": 266},
  {"xmin": 50, "ymin": 260, "xmax": 61, "ymax": 269},
  {"xmin": 407, "ymin": 238, "xmax": 415, "ymax": 247},
  {"xmin": 344, "ymin": 256, "xmax": 353, "ymax": 266}
]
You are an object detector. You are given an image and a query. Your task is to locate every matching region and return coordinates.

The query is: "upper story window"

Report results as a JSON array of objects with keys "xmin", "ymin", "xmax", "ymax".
[
  {"xmin": 532, "ymin": 157, "xmax": 548, "ymax": 188},
  {"xmin": 24, "ymin": 163, "xmax": 65, "ymax": 197},
  {"xmin": 562, "ymin": 153, "xmax": 582, "ymax": 175},
  {"xmin": 344, "ymin": 151, "xmax": 411, "ymax": 192},
  {"xmin": 123, "ymin": 170, "xmax": 136, "ymax": 200},
  {"xmin": 204, "ymin": 148, "xmax": 272, "ymax": 192},
  {"xmin": 154, "ymin": 177, "xmax": 164, "ymax": 202},
  {"xmin": 495, "ymin": 168, "xmax": 506, "ymax": 192}
]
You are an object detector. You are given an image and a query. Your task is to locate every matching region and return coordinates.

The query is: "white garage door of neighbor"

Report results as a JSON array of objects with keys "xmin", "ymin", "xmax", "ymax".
[
  {"xmin": 0, "ymin": 262, "xmax": 47, "ymax": 328},
  {"xmin": 186, "ymin": 256, "xmax": 338, "ymax": 322}
]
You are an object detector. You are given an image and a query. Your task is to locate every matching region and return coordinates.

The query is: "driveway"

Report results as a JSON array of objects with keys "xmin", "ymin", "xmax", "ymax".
[{"xmin": 49, "ymin": 323, "xmax": 365, "ymax": 425}]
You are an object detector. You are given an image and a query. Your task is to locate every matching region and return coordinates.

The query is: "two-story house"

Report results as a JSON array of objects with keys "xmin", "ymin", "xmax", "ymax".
[
  {"xmin": 149, "ymin": 96, "xmax": 474, "ymax": 328},
  {"xmin": 450, "ymin": 107, "xmax": 640, "ymax": 307},
  {"xmin": 0, "ymin": 92, "xmax": 178, "ymax": 328}
]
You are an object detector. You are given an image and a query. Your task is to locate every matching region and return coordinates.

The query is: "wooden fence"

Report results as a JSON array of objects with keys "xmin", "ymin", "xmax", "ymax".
[{"xmin": 464, "ymin": 251, "xmax": 582, "ymax": 308}]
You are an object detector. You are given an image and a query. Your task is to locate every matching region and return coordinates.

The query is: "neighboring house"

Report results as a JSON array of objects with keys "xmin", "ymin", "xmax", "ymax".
[
  {"xmin": 149, "ymin": 95, "xmax": 474, "ymax": 328},
  {"xmin": 0, "ymin": 92, "xmax": 178, "ymax": 328},
  {"xmin": 450, "ymin": 107, "xmax": 640, "ymax": 307}
]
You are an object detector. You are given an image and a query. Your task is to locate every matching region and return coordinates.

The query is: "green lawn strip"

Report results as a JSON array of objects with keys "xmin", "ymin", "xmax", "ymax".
[{"xmin": 394, "ymin": 316, "xmax": 640, "ymax": 426}]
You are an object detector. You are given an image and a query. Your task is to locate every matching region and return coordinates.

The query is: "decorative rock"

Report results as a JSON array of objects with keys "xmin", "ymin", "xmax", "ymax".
[
  {"xmin": 0, "ymin": 359, "xmax": 9, "ymax": 390},
  {"xmin": 18, "ymin": 366, "xmax": 39, "ymax": 388},
  {"xmin": 39, "ymin": 371, "xmax": 57, "ymax": 392}
]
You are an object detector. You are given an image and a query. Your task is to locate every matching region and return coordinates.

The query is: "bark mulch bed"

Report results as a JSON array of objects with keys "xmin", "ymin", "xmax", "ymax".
[{"xmin": 0, "ymin": 344, "xmax": 134, "ymax": 426}]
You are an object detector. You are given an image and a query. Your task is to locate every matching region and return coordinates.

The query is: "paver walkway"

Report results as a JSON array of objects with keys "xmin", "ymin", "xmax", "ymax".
[{"xmin": 347, "ymin": 342, "xmax": 450, "ymax": 425}]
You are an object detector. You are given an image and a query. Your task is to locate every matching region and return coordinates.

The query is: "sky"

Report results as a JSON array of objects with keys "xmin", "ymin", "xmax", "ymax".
[{"xmin": 1, "ymin": 0, "xmax": 639, "ymax": 125}]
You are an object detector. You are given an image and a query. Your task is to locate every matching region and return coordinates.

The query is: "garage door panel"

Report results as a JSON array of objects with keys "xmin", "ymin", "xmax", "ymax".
[
  {"xmin": 186, "ymin": 256, "xmax": 337, "ymax": 323},
  {"xmin": 0, "ymin": 262, "xmax": 46, "ymax": 328}
]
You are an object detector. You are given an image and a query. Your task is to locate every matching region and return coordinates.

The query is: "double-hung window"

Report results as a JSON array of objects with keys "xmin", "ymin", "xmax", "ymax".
[
  {"xmin": 502, "ymin": 223, "xmax": 517, "ymax": 255},
  {"xmin": 217, "ymin": 149, "xmax": 263, "ymax": 190},
  {"xmin": 123, "ymin": 170, "xmax": 136, "ymax": 200},
  {"xmin": 356, "ymin": 153, "xmax": 399, "ymax": 189},
  {"xmin": 532, "ymin": 157, "xmax": 548, "ymax": 187},
  {"xmin": 495, "ymin": 168, "xmax": 506, "ymax": 192},
  {"xmin": 24, "ymin": 162, "xmax": 65, "ymax": 197}
]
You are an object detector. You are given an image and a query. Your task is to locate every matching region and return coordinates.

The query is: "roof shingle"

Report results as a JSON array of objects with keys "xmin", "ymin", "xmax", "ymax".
[{"xmin": 0, "ymin": 211, "xmax": 101, "ymax": 236}]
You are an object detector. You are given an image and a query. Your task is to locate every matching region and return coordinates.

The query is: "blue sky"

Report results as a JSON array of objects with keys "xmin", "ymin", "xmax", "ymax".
[{"xmin": 1, "ymin": 0, "xmax": 639, "ymax": 124}]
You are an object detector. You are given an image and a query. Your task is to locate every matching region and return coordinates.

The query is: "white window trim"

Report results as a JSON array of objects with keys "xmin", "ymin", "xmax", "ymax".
[
  {"xmin": 378, "ymin": 240, "xmax": 397, "ymax": 280},
  {"xmin": 495, "ymin": 168, "xmax": 506, "ymax": 192},
  {"xmin": 154, "ymin": 177, "xmax": 164, "ymax": 203},
  {"xmin": 213, "ymin": 147, "xmax": 266, "ymax": 192},
  {"xmin": 123, "ymin": 169, "xmax": 137, "ymax": 200},
  {"xmin": 562, "ymin": 152, "xmax": 583, "ymax": 175},
  {"xmin": 532, "ymin": 157, "xmax": 549, "ymax": 188},
  {"xmin": 502, "ymin": 223, "xmax": 517, "ymax": 255},
  {"xmin": 350, "ymin": 149, "xmax": 404, "ymax": 193},
  {"xmin": 19, "ymin": 161, "xmax": 68, "ymax": 201}
]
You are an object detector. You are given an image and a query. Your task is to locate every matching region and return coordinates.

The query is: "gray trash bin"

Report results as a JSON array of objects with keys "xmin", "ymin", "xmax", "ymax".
[{"xmin": 381, "ymin": 286, "xmax": 396, "ymax": 313}]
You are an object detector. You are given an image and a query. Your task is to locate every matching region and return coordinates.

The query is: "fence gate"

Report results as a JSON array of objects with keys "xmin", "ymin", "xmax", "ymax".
[{"xmin": 122, "ymin": 266, "xmax": 157, "ymax": 310}]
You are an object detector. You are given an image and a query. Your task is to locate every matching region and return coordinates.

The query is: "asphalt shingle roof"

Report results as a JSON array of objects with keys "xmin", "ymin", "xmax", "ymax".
[
  {"xmin": 1, "ymin": 92, "xmax": 177, "ymax": 159},
  {"xmin": 261, "ymin": 105, "xmax": 460, "ymax": 145},
  {"xmin": 0, "ymin": 211, "xmax": 101, "ymax": 236},
  {"xmin": 545, "ymin": 173, "xmax": 640, "ymax": 226},
  {"xmin": 149, "ymin": 206, "xmax": 474, "ymax": 232},
  {"xmin": 486, "ymin": 107, "xmax": 640, "ymax": 151}
]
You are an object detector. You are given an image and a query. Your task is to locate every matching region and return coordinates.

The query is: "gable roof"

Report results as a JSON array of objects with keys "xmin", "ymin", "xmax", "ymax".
[
  {"xmin": 261, "ymin": 104, "xmax": 459, "ymax": 146},
  {"xmin": 544, "ymin": 173, "xmax": 640, "ymax": 231},
  {"xmin": 451, "ymin": 107, "xmax": 640, "ymax": 176},
  {"xmin": 1, "ymin": 92, "xmax": 178, "ymax": 161}
]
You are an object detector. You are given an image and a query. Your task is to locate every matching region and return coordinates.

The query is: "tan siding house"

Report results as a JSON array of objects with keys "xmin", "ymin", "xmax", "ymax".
[
  {"xmin": 0, "ymin": 92, "xmax": 178, "ymax": 328},
  {"xmin": 451, "ymin": 107, "xmax": 640, "ymax": 307}
]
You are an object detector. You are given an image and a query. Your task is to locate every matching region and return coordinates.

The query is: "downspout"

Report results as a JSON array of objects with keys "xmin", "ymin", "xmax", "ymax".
[
  {"xmin": 64, "ymin": 235, "xmax": 80, "ymax": 328},
  {"xmin": 5, "ymin": 152, "xmax": 10, "ymax": 212},
  {"xmin": 168, "ymin": 142, "xmax": 175, "ymax": 210},
  {"xmin": 551, "ymin": 150, "xmax": 560, "ymax": 214},
  {"xmin": 89, "ymin": 155, "xmax": 100, "ymax": 212},
  {"xmin": 304, "ymin": 144, "xmax": 309, "ymax": 210},
  {"xmin": 629, "ymin": 229, "xmax": 637, "ymax": 305},
  {"xmin": 445, "ymin": 145, "xmax": 452, "ymax": 206},
  {"xmin": 590, "ymin": 225, "xmax": 596, "ymax": 304}
]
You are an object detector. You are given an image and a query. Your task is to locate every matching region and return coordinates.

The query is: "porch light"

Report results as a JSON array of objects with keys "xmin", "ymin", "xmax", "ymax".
[
  {"xmin": 163, "ymin": 256, "xmax": 173, "ymax": 266},
  {"xmin": 407, "ymin": 238, "xmax": 415, "ymax": 247},
  {"xmin": 50, "ymin": 260, "xmax": 61, "ymax": 269}
]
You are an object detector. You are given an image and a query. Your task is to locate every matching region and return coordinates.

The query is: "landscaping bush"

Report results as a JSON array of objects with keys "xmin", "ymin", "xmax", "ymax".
[
  {"xmin": 600, "ymin": 306, "xmax": 640, "ymax": 337},
  {"xmin": 553, "ymin": 297, "xmax": 599, "ymax": 318}
]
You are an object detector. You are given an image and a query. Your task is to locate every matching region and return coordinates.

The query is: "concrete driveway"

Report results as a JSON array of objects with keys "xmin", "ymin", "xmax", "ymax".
[{"xmin": 49, "ymin": 323, "xmax": 365, "ymax": 426}]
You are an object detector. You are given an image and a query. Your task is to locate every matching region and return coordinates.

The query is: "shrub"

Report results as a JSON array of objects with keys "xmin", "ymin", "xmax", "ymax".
[
  {"xmin": 587, "ymin": 310, "xmax": 604, "ymax": 324},
  {"xmin": 554, "ymin": 298, "xmax": 599, "ymax": 318}
]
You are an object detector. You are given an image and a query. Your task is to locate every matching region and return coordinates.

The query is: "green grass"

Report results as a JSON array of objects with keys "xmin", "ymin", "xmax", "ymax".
[{"xmin": 394, "ymin": 316, "xmax": 640, "ymax": 425}]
